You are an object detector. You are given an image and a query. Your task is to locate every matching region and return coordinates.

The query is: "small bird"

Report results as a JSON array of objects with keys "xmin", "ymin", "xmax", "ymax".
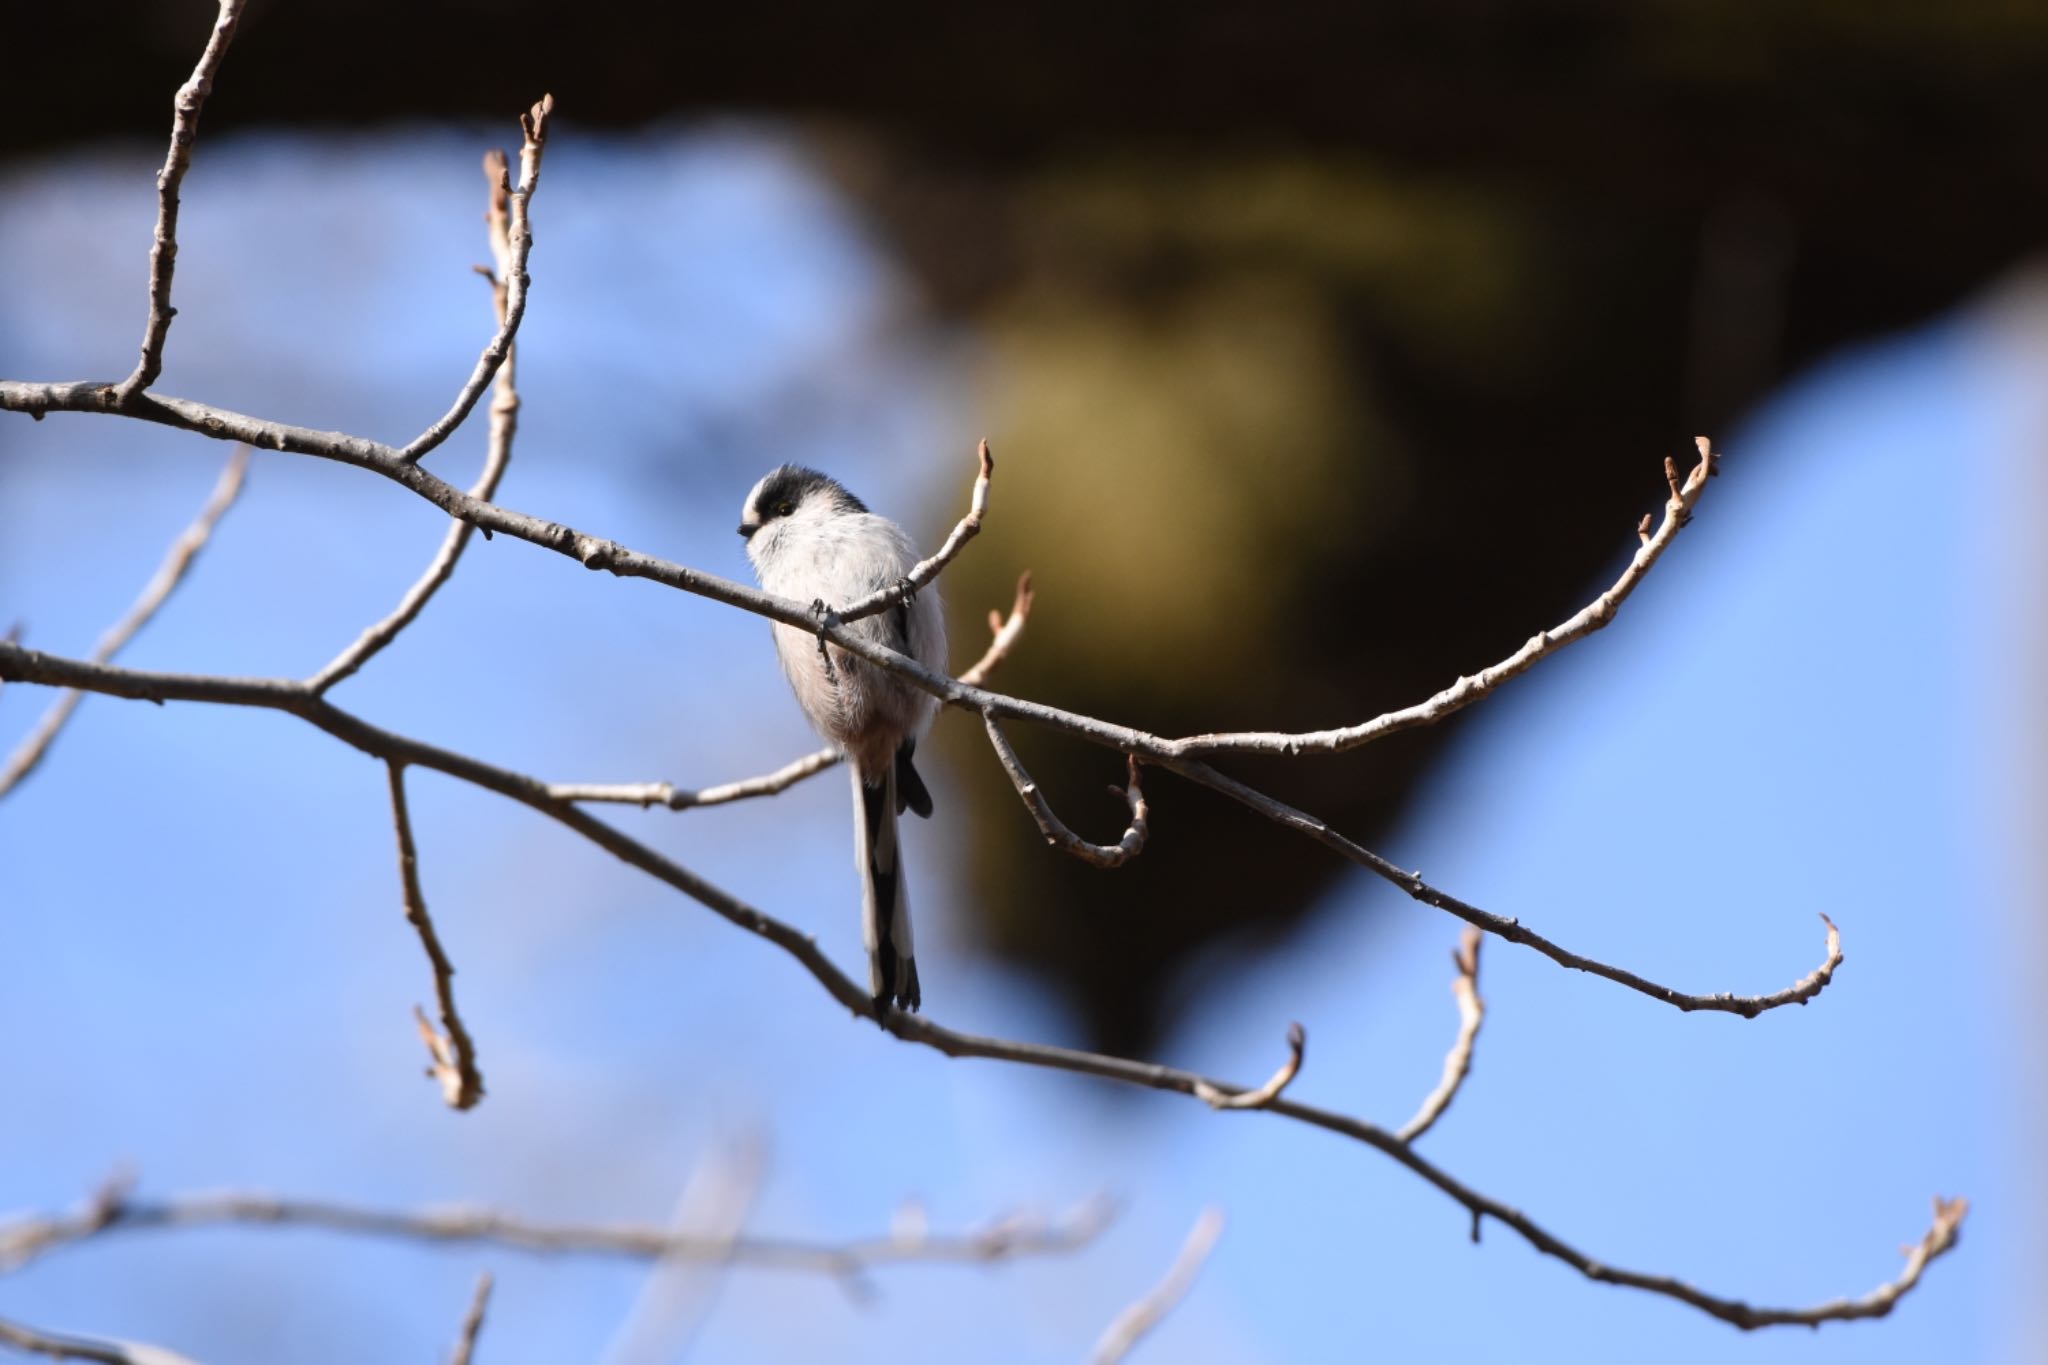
[{"xmin": 739, "ymin": 466, "xmax": 948, "ymax": 1016}]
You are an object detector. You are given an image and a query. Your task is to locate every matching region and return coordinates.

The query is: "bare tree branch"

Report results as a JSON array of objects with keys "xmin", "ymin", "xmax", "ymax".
[
  {"xmin": 386, "ymin": 761, "xmax": 486, "ymax": 1110},
  {"xmin": 0, "ymin": 1316, "xmax": 199, "ymax": 1365},
  {"xmin": 1192, "ymin": 1024, "xmax": 1305, "ymax": 1111},
  {"xmin": 0, "ymin": 381, "xmax": 1815, "ymax": 1014},
  {"xmin": 1397, "ymin": 929, "xmax": 1485, "ymax": 1144},
  {"xmin": 0, "ymin": 446, "xmax": 249, "ymax": 799},
  {"xmin": 111, "ymin": 0, "xmax": 246, "ymax": 404},
  {"xmin": 1089, "ymin": 1209, "xmax": 1224, "ymax": 1365},
  {"xmin": 399, "ymin": 96, "xmax": 553, "ymax": 465},
  {"xmin": 0, "ymin": 630, "xmax": 1843, "ymax": 1023},
  {"xmin": 548, "ymin": 746, "xmax": 842, "ymax": 810},
  {"xmin": 0, "ymin": 1187, "xmax": 1112, "ymax": 1283},
  {"xmin": 984, "ymin": 720, "xmax": 1148, "ymax": 868},
  {"xmin": 955, "ymin": 571, "xmax": 1035, "ymax": 689},
  {"xmin": 0, "ymin": 645, "xmax": 1953, "ymax": 1329},
  {"xmin": 448, "ymin": 1272, "xmax": 493, "ymax": 1365},
  {"xmin": 0, "ymin": 28, "xmax": 1951, "ymax": 1335},
  {"xmin": 1165, "ymin": 439, "xmax": 1720, "ymax": 756},
  {"xmin": 309, "ymin": 150, "xmax": 527, "ymax": 694}
]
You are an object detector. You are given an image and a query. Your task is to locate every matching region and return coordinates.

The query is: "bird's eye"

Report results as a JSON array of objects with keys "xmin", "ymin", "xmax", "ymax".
[{"xmin": 775, "ymin": 501, "xmax": 795, "ymax": 517}]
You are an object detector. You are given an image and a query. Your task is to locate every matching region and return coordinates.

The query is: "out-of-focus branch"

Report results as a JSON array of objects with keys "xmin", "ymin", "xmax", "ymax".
[
  {"xmin": 1089, "ymin": 1209, "xmax": 1224, "ymax": 1365},
  {"xmin": 0, "ymin": 1187, "xmax": 1112, "ymax": 1283},
  {"xmin": 835, "ymin": 440, "xmax": 993, "ymax": 626},
  {"xmin": 0, "ymin": 646, "xmax": 1949, "ymax": 1329},
  {"xmin": 0, "ymin": 1316, "xmax": 199, "ymax": 1365},
  {"xmin": 549, "ymin": 746, "xmax": 842, "ymax": 810},
  {"xmin": 386, "ymin": 762, "xmax": 485, "ymax": 1110},
  {"xmin": 448, "ymin": 1273, "xmax": 493, "ymax": 1365},
  {"xmin": 1193, "ymin": 1024, "xmax": 1305, "ymax": 1111},
  {"xmin": 984, "ymin": 719, "xmax": 1148, "ymax": 868},
  {"xmin": 111, "ymin": 0, "xmax": 245, "ymax": 404},
  {"xmin": 400, "ymin": 96, "xmax": 553, "ymax": 465},
  {"xmin": 602, "ymin": 1138, "xmax": 766, "ymax": 1364},
  {"xmin": 307, "ymin": 146, "xmax": 529, "ymax": 694},
  {"xmin": 0, "ymin": 446, "xmax": 248, "ymax": 799},
  {"xmin": 1167, "ymin": 439, "xmax": 1720, "ymax": 756},
  {"xmin": 955, "ymin": 571, "xmax": 1034, "ymax": 688},
  {"xmin": 1397, "ymin": 929, "xmax": 1486, "ymax": 1144}
]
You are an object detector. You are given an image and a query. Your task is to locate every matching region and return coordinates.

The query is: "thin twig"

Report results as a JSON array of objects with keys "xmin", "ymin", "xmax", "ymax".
[
  {"xmin": 1192, "ymin": 1024, "xmax": 1305, "ymax": 1111},
  {"xmin": 1089, "ymin": 1209, "xmax": 1224, "ymax": 1365},
  {"xmin": 400, "ymin": 96, "xmax": 553, "ymax": 465},
  {"xmin": 0, "ymin": 446, "xmax": 249, "ymax": 799},
  {"xmin": 955, "ymin": 571, "xmax": 1034, "ymax": 688},
  {"xmin": 0, "ymin": 1187, "xmax": 1113, "ymax": 1283},
  {"xmin": 984, "ymin": 719, "xmax": 1148, "ymax": 868},
  {"xmin": 0, "ymin": 646, "xmax": 1951, "ymax": 1329},
  {"xmin": 1163, "ymin": 755, "xmax": 1847, "ymax": 1019},
  {"xmin": 1166, "ymin": 439, "xmax": 1721, "ymax": 756},
  {"xmin": 0, "ymin": 1316, "xmax": 199, "ymax": 1365},
  {"xmin": 308, "ymin": 151, "xmax": 527, "ymax": 694},
  {"xmin": 448, "ymin": 1272, "xmax": 493, "ymax": 1365},
  {"xmin": 834, "ymin": 439, "xmax": 993, "ymax": 625},
  {"xmin": 386, "ymin": 761, "xmax": 485, "ymax": 1110},
  {"xmin": 111, "ymin": 0, "xmax": 246, "ymax": 404},
  {"xmin": 548, "ymin": 746, "xmax": 841, "ymax": 810},
  {"xmin": 1397, "ymin": 929, "xmax": 1485, "ymax": 1144},
  {"xmin": 554, "ymin": 571, "xmax": 1034, "ymax": 811}
]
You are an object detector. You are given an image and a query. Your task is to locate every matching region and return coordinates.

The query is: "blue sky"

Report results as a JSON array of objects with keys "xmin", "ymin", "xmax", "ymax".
[{"xmin": 1, "ymin": 126, "xmax": 2041, "ymax": 1362}]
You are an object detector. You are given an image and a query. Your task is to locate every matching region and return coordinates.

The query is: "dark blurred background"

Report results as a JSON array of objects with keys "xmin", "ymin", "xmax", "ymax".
[
  {"xmin": 3, "ymin": 4, "xmax": 2045, "ymax": 1360},
  {"xmin": 23, "ymin": 0, "xmax": 2041, "ymax": 1050}
]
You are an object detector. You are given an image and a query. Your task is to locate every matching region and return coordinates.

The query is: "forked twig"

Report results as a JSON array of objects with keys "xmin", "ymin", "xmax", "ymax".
[
  {"xmin": 956, "ymin": 571, "xmax": 1035, "ymax": 688},
  {"xmin": 984, "ymin": 719, "xmax": 1149, "ymax": 868},
  {"xmin": 835, "ymin": 439, "xmax": 994, "ymax": 625},
  {"xmin": 400, "ymin": 95, "xmax": 554, "ymax": 464},
  {"xmin": 386, "ymin": 762, "xmax": 485, "ymax": 1110}
]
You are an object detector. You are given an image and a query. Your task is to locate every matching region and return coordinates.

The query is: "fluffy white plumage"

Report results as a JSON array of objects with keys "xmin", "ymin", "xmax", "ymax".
[{"xmin": 739, "ymin": 466, "xmax": 947, "ymax": 1014}]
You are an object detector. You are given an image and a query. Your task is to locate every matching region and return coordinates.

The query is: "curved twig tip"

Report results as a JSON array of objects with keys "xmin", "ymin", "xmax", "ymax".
[
  {"xmin": 522, "ymin": 93, "xmax": 555, "ymax": 142},
  {"xmin": 1193, "ymin": 1022, "xmax": 1305, "ymax": 1111}
]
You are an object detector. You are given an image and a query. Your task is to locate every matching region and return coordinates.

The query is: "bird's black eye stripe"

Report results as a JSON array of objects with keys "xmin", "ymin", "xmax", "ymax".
[{"xmin": 751, "ymin": 465, "xmax": 870, "ymax": 525}]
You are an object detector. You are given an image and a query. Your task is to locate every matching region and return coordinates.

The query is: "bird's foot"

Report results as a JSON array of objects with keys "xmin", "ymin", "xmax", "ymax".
[{"xmin": 809, "ymin": 598, "xmax": 839, "ymax": 687}]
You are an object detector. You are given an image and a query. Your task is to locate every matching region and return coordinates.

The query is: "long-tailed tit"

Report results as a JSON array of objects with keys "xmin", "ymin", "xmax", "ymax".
[{"xmin": 739, "ymin": 466, "xmax": 948, "ymax": 1015}]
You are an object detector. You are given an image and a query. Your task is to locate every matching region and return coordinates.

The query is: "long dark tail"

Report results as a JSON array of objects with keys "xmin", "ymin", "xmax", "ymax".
[{"xmin": 855, "ymin": 763, "xmax": 919, "ymax": 1017}]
